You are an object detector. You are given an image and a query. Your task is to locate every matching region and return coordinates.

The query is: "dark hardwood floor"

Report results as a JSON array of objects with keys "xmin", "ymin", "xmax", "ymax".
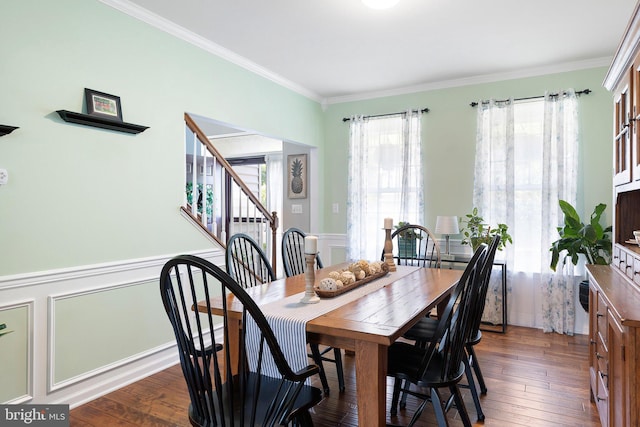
[{"xmin": 70, "ymin": 325, "xmax": 600, "ymax": 426}]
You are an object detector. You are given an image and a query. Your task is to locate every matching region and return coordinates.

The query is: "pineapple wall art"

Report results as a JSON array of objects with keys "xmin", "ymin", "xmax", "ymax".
[{"xmin": 287, "ymin": 154, "xmax": 307, "ymax": 199}]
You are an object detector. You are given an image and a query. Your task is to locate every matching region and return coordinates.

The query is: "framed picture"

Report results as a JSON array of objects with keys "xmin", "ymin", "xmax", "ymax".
[
  {"xmin": 84, "ymin": 88, "xmax": 123, "ymax": 121},
  {"xmin": 287, "ymin": 154, "xmax": 307, "ymax": 199}
]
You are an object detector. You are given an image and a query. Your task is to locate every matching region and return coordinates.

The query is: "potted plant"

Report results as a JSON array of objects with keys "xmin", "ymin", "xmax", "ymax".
[
  {"xmin": 549, "ymin": 200, "xmax": 612, "ymax": 311},
  {"xmin": 460, "ymin": 207, "xmax": 512, "ymax": 251},
  {"xmin": 394, "ymin": 221, "xmax": 422, "ymax": 257}
]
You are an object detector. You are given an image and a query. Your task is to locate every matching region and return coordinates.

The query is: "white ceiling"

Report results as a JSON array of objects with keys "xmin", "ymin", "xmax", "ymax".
[{"xmin": 105, "ymin": 0, "xmax": 637, "ymax": 103}]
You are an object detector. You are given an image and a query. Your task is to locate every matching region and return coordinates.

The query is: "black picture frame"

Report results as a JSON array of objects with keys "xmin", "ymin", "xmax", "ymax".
[{"xmin": 84, "ymin": 88, "xmax": 123, "ymax": 122}]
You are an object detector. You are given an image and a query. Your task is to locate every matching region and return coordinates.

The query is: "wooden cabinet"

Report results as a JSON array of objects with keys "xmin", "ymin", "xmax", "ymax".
[
  {"xmin": 597, "ymin": 2, "xmax": 640, "ymax": 426},
  {"xmin": 587, "ymin": 265, "xmax": 640, "ymax": 427}
]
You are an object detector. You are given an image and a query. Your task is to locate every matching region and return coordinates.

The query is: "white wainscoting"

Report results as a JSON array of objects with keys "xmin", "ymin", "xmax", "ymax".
[{"xmin": 0, "ymin": 249, "xmax": 224, "ymax": 408}]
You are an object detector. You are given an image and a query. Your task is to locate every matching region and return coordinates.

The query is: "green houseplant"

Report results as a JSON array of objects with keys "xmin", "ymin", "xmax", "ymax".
[
  {"xmin": 549, "ymin": 200, "xmax": 612, "ymax": 312},
  {"xmin": 549, "ymin": 200, "xmax": 612, "ymax": 271},
  {"xmin": 461, "ymin": 207, "xmax": 512, "ymax": 251},
  {"xmin": 394, "ymin": 221, "xmax": 422, "ymax": 257}
]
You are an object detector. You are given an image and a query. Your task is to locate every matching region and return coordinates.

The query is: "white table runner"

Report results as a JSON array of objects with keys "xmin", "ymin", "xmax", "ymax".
[{"xmin": 246, "ymin": 266, "xmax": 417, "ymax": 378}]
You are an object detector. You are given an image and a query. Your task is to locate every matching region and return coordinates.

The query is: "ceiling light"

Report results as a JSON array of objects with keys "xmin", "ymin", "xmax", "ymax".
[{"xmin": 362, "ymin": 0, "xmax": 400, "ymax": 10}]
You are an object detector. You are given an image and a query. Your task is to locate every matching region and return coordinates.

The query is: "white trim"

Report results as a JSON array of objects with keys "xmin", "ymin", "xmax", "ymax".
[
  {"xmin": 0, "ymin": 250, "xmax": 225, "ymax": 406},
  {"xmin": 0, "ymin": 300, "xmax": 35, "ymax": 404},
  {"xmin": 325, "ymin": 57, "xmax": 612, "ymax": 105},
  {"xmin": 0, "ymin": 248, "xmax": 221, "ymax": 290},
  {"xmin": 97, "ymin": 0, "xmax": 322, "ymax": 102},
  {"xmin": 47, "ymin": 276, "xmax": 161, "ymax": 392}
]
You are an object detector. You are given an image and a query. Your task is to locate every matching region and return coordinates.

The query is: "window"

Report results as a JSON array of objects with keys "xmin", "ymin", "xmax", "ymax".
[{"xmin": 347, "ymin": 111, "xmax": 424, "ymax": 261}]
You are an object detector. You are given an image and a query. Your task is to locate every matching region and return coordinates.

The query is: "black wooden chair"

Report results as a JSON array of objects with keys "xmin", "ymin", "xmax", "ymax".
[
  {"xmin": 226, "ymin": 233, "xmax": 275, "ymax": 288},
  {"xmin": 159, "ymin": 254, "xmax": 322, "ymax": 426},
  {"xmin": 281, "ymin": 227, "xmax": 344, "ymax": 396},
  {"xmin": 387, "ymin": 243, "xmax": 488, "ymax": 427},
  {"xmin": 401, "ymin": 235, "xmax": 501, "ymax": 421},
  {"xmin": 382, "ymin": 224, "xmax": 442, "ymax": 268},
  {"xmin": 282, "ymin": 227, "xmax": 324, "ymax": 275}
]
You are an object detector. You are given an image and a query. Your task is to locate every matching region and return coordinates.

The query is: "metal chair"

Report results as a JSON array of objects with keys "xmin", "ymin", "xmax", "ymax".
[
  {"xmin": 387, "ymin": 243, "xmax": 489, "ymax": 427},
  {"xmin": 384, "ymin": 223, "xmax": 442, "ymax": 267},
  {"xmin": 281, "ymin": 227, "xmax": 344, "ymax": 395},
  {"xmin": 159, "ymin": 254, "xmax": 322, "ymax": 426}
]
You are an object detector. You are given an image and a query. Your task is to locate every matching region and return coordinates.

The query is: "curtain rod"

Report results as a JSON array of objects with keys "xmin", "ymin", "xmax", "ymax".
[
  {"xmin": 469, "ymin": 89, "xmax": 592, "ymax": 107},
  {"xmin": 342, "ymin": 108, "xmax": 429, "ymax": 122}
]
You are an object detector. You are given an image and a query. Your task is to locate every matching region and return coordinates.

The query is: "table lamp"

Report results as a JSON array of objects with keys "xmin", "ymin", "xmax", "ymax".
[{"xmin": 435, "ymin": 215, "xmax": 459, "ymax": 260}]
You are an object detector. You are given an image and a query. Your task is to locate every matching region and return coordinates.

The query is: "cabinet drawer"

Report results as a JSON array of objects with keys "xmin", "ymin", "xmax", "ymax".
[
  {"xmin": 596, "ymin": 334, "xmax": 609, "ymax": 373},
  {"xmin": 613, "ymin": 245, "xmax": 622, "ymax": 269},
  {"xmin": 626, "ymin": 252, "xmax": 635, "ymax": 279},
  {"xmin": 596, "ymin": 368, "xmax": 610, "ymax": 427},
  {"xmin": 596, "ymin": 293, "xmax": 608, "ymax": 343},
  {"xmin": 635, "ymin": 257, "xmax": 640, "ymax": 285}
]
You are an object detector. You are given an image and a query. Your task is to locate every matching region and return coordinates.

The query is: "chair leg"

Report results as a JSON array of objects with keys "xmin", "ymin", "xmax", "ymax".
[
  {"xmin": 333, "ymin": 348, "xmax": 345, "ymax": 392},
  {"xmin": 420, "ymin": 387, "xmax": 449, "ymax": 427},
  {"xmin": 450, "ymin": 385, "xmax": 472, "ymax": 427},
  {"xmin": 293, "ymin": 409, "xmax": 314, "ymax": 426},
  {"xmin": 399, "ymin": 379, "xmax": 409, "ymax": 409},
  {"xmin": 467, "ymin": 344, "xmax": 487, "ymax": 394},
  {"xmin": 309, "ymin": 344, "xmax": 330, "ymax": 396},
  {"xmin": 463, "ymin": 353, "xmax": 485, "ymax": 421},
  {"xmin": 390, "ymin": 378, "xmax": 402, "ymax": 416}
]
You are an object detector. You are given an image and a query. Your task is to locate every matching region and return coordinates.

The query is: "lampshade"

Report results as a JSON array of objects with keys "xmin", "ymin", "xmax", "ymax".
[
  {"xmin": 435, "ymin": 216, "xmax": 460, "ymax": 235},
  {"xmin": 362, "ymin": 0, "xmax": 400, "ymax": 10}
]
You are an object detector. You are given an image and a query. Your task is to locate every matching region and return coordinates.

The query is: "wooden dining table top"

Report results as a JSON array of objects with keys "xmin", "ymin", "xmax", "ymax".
[
  {"xmin": 197, "ymin": 263, "xmax": 462, "ymax": 347},
  {"xmin": 196, "ymin": 262, "xmax": 462, "ymax": 426}
]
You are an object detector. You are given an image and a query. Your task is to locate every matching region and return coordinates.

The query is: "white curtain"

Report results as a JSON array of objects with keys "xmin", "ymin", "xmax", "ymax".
[
  {"xmin": 266, "ymin": 152, "xmax": 284, "ymax": 277},
  {"xmin": 474, "ymin": 99, "xmax": 515, "ymax": 325},
  {"xmin": 347, "ymin": 111, "xmax": 424, "ymax": 262},
  {"xmin": 540, "ymin": 90, "xmax": 578, "ymax": 334},
  {"xmin": 474, "ymin": 91, "xmax": 579, "ymax": 334}
]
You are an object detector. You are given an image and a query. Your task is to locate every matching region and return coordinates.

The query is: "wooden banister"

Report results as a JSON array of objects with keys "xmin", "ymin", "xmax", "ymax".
[{"xmin": 183, "ymin": 113, "xmax": 279, "ymax": 271}]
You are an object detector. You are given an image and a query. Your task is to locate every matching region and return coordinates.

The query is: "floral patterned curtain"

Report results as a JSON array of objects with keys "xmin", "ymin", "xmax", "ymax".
[
  {"xmin": 540, "ymin": 90, "xmax": 578, "ymax": 334},
  {"xmin": 474, "ymin": 99, "xmax": 515, "ymax": 325},
  {"xmin": 346, "ymin": 111, "xmax": 424, "ymax": 261},
  {"xmin": 474, "ymin": 91, "xmax": 579, "ymax": 334}
]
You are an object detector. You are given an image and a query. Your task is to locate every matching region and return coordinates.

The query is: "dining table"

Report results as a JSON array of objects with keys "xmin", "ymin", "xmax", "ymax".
[{"xmin": 196, "ymin": 262, "xmax": 462, "ymax": 426}]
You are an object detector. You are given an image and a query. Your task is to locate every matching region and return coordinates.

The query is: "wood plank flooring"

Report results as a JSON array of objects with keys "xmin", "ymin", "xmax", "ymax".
[{"xmin": 70, "ymin": 326, "xmax": 600, "ymax": 426}]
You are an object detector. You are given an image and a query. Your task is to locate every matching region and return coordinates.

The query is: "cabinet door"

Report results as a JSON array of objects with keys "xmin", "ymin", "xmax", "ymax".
[
  {"xmin": 614, "ymin": 72, "xmax": 632, "ymax": 186},
  {"xmin": 608, "ymin": 314, "xmax": 626, "ymax": 427},
  {"xmin": 633, "ymin": 59, "xmax": 640, "ymax": 181}
]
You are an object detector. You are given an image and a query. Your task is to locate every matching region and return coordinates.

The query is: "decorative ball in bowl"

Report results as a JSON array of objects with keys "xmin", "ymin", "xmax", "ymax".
[{"xmin": 634, "ymin": 230, "xmax": 640, "ymax": 245}]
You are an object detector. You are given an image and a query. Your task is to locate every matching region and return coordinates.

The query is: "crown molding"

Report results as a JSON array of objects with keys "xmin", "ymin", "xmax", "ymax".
[
  {"xmin": 324, "ymin": 57, "xmax": 612, "ymax": 105},
  {"xmin": 98, "ymin": 0, "xmax": 323, "ymax": 103}
]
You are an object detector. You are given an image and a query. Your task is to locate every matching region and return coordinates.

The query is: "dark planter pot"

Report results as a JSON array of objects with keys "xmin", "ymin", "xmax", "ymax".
[
  {"xmin": 398, "ymin": 238, "xmax": 417, "ymax": 258},
  {"xmin": 579, "ymin": 279, "xmax": 589, "ymax": 312}
]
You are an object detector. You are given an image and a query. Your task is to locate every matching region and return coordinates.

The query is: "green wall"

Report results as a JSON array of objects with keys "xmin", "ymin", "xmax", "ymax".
[
  {"xmin": 0, "ymin": 0, "xmax": 324, "ymax": 276},
  {"xmin": 0, "ymin": 1, "xmax": 614, "ymax": 270},
  {"xmin": 322, "ymin": 68, "xmax": 614, "ymax": 233}
]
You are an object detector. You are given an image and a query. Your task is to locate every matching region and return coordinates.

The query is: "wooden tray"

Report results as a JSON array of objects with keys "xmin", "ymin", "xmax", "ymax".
[{"xmin": 314, "ymin": 268, "xmax": 389, "ymax": 298}]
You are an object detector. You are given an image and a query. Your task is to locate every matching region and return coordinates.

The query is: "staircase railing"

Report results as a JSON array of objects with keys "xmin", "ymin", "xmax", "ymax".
[{"xmin": 183, "ymin": 113, "xmax": 279, "ymax": 271}]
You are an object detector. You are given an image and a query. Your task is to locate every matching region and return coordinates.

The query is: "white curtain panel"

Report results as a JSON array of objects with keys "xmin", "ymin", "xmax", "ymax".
[
  {"xmin": 347, "ymin": 111, "xmax": 424, "ymax": 261},
  {"xmin": 474, "ymin": 99, "xmax": 515, "ymax": 325},
  {"xmin": 474, "ymin": 91, "xmax": 579, "ymax": 334},
  {"xmin": 540, "ymin": 89, "xmax": 578, "ymax": 335}
]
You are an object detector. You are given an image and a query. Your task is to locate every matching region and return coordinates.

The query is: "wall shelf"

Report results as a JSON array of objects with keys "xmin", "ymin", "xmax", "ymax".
[
  {"xmin": 0, "ymin": 125, "xmax": 19, "ymax": 137},
  {"xmin": 55, "ymin": 110, "xmax": 149, "ymax": 134}
]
